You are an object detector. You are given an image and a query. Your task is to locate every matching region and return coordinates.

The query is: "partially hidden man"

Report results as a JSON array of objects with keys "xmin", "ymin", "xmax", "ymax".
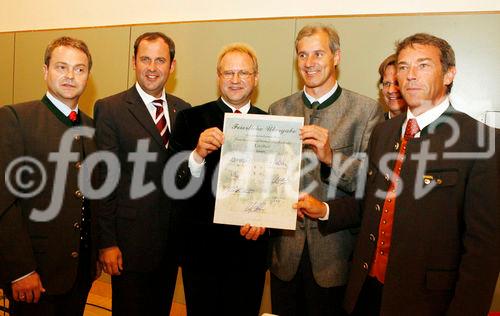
[{"xmin": 0, "ymin": 37, "xmax": 99, "ymax": 316}]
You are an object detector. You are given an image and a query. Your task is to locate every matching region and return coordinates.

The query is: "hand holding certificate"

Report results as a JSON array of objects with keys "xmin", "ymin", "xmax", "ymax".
[{"xmin": 213, "ymin": 113, "xmax": 303, "ymax": 230}]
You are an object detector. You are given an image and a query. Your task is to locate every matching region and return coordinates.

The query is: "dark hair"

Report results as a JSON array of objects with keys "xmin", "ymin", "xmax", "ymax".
[
  {"xmin": 396, "ymin": 33, "xmax": 455, "ymax": 93},
  {"xmin": 378, "ymin": 54, "xmax": 397, "ymax": 84},
  {"xmin": 44, "ymin": 36, "xmax": 92, "ymax": 70},
  {"xmin": 133, "ymin": 32, "xmax": 176, "ymax": 62}
]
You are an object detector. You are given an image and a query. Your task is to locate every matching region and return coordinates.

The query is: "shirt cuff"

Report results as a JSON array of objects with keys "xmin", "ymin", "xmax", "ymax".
[
  {"xmin": 319, "ymin": 202, "xmax": 330, "ymax": 221},
  {"xmin": 188, "ymin": 151, "xmax": 205, "ymax": 178},
  {"xmin": 12, "ymin": 271, "xmax": 36, "ymax": 284}
]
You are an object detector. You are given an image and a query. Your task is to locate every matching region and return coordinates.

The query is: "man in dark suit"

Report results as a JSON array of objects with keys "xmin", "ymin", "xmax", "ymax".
[
  {"xmin": 168, "ymin": 43, "xmax": 268, "ymax": 316},
  {"xmin": 0, "ymin": 36, "xmax": 99, "ymax": 315},
  {"xmin": 378, "ymin": 54, "xmax": 407, "ymax": 120},
  {"xmin": 93, "ymin": 32, "xmax": 190, "ymax": 315},
  {"xmin": 297, "ymin": 33, "xmax": 499, "ymax": 316}
]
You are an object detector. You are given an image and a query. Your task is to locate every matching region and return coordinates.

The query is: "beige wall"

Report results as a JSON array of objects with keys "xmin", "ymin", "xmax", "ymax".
[
  {"xmin": 2, "ymin": 0, "xmax": 499, "ymax": 32},
  {"xmin": 2, "ymin": 13, "xmax": 499, "ymax": 125},
  {"xmin": 0, "ymin": 33, "xmax": 14, "ymax": 106},
  {"xmin": 129, "ymin": 19, "xmax": 296, "ymax": 108},
  {"xmin": 0, "ymin": 13, "xmax": 499, "ymax": 312},
  {"xmin": 11, "ymin": 27, "xmax": 130, "ymax": 115}
]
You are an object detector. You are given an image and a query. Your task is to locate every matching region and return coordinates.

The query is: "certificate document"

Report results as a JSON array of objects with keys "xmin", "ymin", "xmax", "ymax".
[{"xmin": 213, "ymin": 113, "xmax": 303, "ymax": 230}]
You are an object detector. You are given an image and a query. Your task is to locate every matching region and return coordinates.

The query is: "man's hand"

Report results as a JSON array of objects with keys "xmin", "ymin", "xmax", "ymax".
[
  {"xmin": 194, "ymin": 127, "xmax": 224, "ymax": 162},
  {"xmin": 94, "ymin": 261, "xmax": 103, "ymax": 280},
  {"xmin": 99, "ymin": 246, "xmax": 123, "ymax": 276},
  {"xmin": 301, "ymin": 125, "xmax": 333, "ymax": 165},
  {"xmin": 11, "ymin": 272, "xmax": 45, "ymax": 303},
  {"xmin": 240, "ymin": 224, "xmax": 266, "ymax": 241},
  {"xmin": 294, "ymin": 193, "xmax": 327, "ymax": 219}
]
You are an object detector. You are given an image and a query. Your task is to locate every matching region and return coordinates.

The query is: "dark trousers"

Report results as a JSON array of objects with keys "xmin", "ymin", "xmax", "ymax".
[
  {"xmin": 181, "ymin": 234, "xmax": 267, "ymax": 316},
  {"xmin": 271, "ymin": 244, "xmax": 347, "ymax": 316},
  {"xmin": 9, "ymin": 259, "xmax": 92, "ymax": 316},
  {"xmin": 351, "ymin": 276, "xmax": 383, "ymax": 316},
  {"xmin": 111, "ymin": 258, "xmax": 178, "ymax": 316}
]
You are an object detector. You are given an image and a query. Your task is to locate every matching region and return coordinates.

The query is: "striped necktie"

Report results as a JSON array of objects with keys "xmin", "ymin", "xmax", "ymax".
[{"xmin": 152, "ymin": 99, "xmax": 169, "ymax": 146}]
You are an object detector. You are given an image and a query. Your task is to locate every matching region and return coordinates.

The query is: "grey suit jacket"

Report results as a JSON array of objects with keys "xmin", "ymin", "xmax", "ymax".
[
  {"xmin": 0, "ymin": 98, "xmax": 97, "ymax": 294},
  {"xmin": 93, "ymin": 86, "xmax": 190, "ymax": 272},
  {"xmin": 268, "ymin": 88, "xmax": 383, "ymax": 287}
]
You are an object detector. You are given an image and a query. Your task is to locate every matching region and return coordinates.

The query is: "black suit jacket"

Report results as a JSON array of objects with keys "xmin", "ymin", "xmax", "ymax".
[
  {"xmin": 167, "ymin": 99, "xmax": 269, "ymax": 266},
  {"xmin": 93, "ymin": 86, "xmax": 190, "ymax": 272},
  {"xmin": 322, "ymin": 106, "xmax": 499, "ymax": 316},
  {"xmin": 0, "ymin": 98, "xmax": 98, "ymax": 295}
]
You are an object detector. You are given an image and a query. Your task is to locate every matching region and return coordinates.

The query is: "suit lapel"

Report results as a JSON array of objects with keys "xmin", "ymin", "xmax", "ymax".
[
  {"xmin": 166, "ymin": 94, "xmax": 178, "ymax": 128},
  {"xmin": 80, "ymin": 113, "xmax": 97, "ymax": 156},
  {"xmin": 248, "ymin": 105, "xmax": 263, "ymax": 114},
  {"xmin": 125, "ymin": 87, "xmax": 164, "ymax": 148}
]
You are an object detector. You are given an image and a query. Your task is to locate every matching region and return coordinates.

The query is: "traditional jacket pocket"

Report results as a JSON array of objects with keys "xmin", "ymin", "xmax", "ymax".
[{"xmin": 422, "ymin": 169, "xmax": 458, "ymax": 188}]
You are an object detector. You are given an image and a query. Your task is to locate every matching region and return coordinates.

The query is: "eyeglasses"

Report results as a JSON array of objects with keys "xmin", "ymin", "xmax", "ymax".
[
  {"xmin": 220, "ymin": 70, "xmax": 255, "ymax": 80},
  {"xmin": 381, "ymin": 81, "xmax": 399, "ymax": 89}
]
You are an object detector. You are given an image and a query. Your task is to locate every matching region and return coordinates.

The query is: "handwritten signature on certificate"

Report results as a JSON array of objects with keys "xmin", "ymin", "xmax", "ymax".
[{"xmin": 213, "ymin": 113, "xmax": 303, "ymax": 230}]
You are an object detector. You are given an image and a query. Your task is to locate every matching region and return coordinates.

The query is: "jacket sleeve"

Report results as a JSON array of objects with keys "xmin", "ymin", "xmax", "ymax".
[
  {"xmin": 327, "ymin": 101, "xmax": 384, "ymax": 193},
  {"xmin": 0, "ymin": 106, "xmax": 37, "ymax": 286},
  {"xmin": 93, "ymin": 100, "xmax": 120, "ymax": 249},
  {"xmin": 446, "ymin": 127, "xmax": 500, "ymax": 316}
]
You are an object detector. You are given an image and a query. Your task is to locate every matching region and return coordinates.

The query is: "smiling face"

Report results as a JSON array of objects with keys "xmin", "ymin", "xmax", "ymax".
[
  {"xmin": 296, "ymin": 30, "xmax": 340, "ymax": 98},
  {"xmin": 43, "ymin": 45, "xmax": 90, "ymax": 109},
  {"xmin": 133, "ymin": 38, "xmax": 175, "ymax": 98},
  {"xmin": 381, "ymin": 65, "xmax": 406, "ymax": 116},
  {"xmin": 217, "ymin": 51, "xmax": 258, "ymax": 108},
  {"xmin": 397, "ymin": 44, "xmax": 455, "ymax": 116}
]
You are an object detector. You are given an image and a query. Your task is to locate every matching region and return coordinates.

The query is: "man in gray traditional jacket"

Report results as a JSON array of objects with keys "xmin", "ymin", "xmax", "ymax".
[{"xmin": 268, "ymin": 24, "xmax": 383, "ymax": 315}]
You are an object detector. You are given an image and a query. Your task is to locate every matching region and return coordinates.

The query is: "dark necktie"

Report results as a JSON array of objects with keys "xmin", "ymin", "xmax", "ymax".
[
  {"xmin": 309, "ymin": 101, "xmax": 321, "ymax": 124},
  {"xmin": 370, "ymin": 118, "xmax": 420, "ymax": 283},
  {"xmin": 153, "ymin": 99, "xmax": 169, "ymax": 146},
  {"xmin": 234, "ymin": 109, "xmax": 242, "ymax": 114}
]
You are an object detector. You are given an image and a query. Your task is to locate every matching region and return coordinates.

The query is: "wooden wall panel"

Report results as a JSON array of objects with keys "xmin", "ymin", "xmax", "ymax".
[{"xmin": 0, "ymin": 33, "xmax": 15, "ymax": 106}]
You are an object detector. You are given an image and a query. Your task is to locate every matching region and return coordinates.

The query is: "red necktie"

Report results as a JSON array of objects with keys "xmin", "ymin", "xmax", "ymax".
[
  {"xmin": 68, "ymin": 111, "xmax": 78, "ymax": 123},
  {"xmin": 369, "ymin": 118, "xmax": 420, "ymax": 283},
  {"xmin": 234, "ymin": 109, "xmax": 242, "ymax": 114},
  {"xmin": 153, "ymin": 99, "xmax": 169, "ymax": 146}
]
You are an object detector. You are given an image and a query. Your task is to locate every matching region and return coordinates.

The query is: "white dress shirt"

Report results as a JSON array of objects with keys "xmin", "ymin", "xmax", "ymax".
[
  {"xmin": 135, "ymin": 82, "xmax": 172, "ymax": 131},
  {"xmin": 401, "ymin": 97, "xmax": 450, "ymax": 138},
  {"xmin": 303, "ymin": 82, "xmax": 339, "ymax": 104}
]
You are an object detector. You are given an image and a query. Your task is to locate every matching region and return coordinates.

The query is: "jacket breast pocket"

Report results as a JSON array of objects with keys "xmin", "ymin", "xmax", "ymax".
[
  {"xmin": 421, "ymin": 169, "xmax": 459, "ymax": 188},
  {"xmin": 333, "ymin": 143, "xmax": 354, "ymax": 157}
]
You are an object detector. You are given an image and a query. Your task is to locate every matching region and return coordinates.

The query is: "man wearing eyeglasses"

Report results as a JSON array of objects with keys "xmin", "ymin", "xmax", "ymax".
[
  {"xmin": 378, "ymin": 54, "xmax": 407, "ymax": 120},
  {"xmin": 168, "ymin": 43, "xmax": 268, "ymax": 316},
  {"xmin": 268, "ymin": 25, "xmax": 383, "ymax": 315}
]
